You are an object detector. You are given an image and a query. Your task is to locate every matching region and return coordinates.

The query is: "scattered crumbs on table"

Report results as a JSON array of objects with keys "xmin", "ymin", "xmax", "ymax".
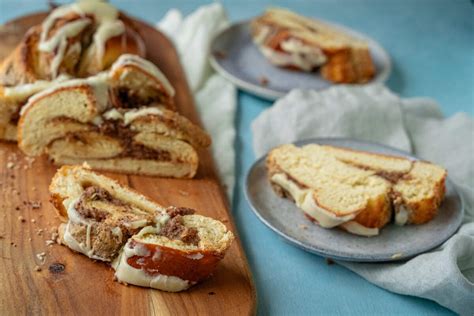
[
  {"xmin": 6, "ymin": 162, "xmax": 14, "ymax": 169},
  {"xmin": 31, "ymin": 219, "xmax": 36, "ymax": 223},
  {"xmin": 18, "ymin": 216, "xmax": 25, "ymax": 223},
  {"xmin": 325, "ymin": 258, "xmax": 335, "ymax": 265}
]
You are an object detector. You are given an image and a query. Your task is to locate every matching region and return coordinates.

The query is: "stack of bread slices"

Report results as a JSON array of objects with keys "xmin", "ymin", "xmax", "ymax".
[
  {"xmin": 267, "ymin": 144, "xmax": 446, "ymax": 236},
  {"xmin": 0, "ymin": 1, "xmax": 211, "ymax": 178}
]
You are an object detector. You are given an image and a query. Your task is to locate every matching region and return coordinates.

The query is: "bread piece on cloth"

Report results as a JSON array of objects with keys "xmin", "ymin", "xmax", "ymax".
[
  {"xmin": 50, "ymin": 165, "xmax": 234, "ymax": 292},
  {"xmin": 251, "ymin": 7, "xmax": 375, "ymax": 83},
  {"xmin": 17, "ymin": 55, "xmax": 210, "ymax": 178},
  {"xmin": 266, "ymin": 144, "xmax": 446, "ymax": 236}
]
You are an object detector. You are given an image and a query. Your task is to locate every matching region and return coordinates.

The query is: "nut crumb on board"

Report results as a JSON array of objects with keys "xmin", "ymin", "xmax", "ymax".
[
  {"xmin": 31, "ymin": 219, "xmax": 36, "ymax": 223},
  {"xmin": 49, "ymin": 263, "xmax": 65, "ymax": 274},
  {"xmin": 18, "ymin": 216, "xmax": 25, "ymax": 223},
  {"xmin": 6, "ymin": 162, "xmax": 14, "ymax": 169},
  {"xmin": 30, "ymin": 201, "xmax": 42, "ymax": 209},
  {"xmin": 45, "ymin": 240, "xmax": 55, "ymax": 246},
  {"xmin": 34, "ymin": 266, "xmax": 42, "ymax": 272},
  {"xmin": 36, "ymin": 252, "xmax": 47, "ymax": 264},
  {"xmin": 178, "ymin": 190, "xmax": 189, "ymax": 196}
]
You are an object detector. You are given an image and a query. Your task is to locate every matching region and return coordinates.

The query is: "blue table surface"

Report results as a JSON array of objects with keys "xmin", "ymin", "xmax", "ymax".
[{"xmin": 1, "ymin": 1, "xmax": 472, "ymax": 315}]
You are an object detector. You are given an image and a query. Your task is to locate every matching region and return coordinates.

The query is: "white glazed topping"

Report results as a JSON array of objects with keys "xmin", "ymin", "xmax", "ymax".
[
  {"xmin": 339, "ymin": 221, "xmax": 379, "ymax": 237},
  {"xmin": 103, "ymin": 108, "xmax": 124, "ymax": 120},
  {"xmin": 271, "ymin": 173, "xmax": 355, "ymax": 228},
  {"xmin": 395, "ymin": 205, "xmax": 410, "ymax": 226},
  {"xmin": 62, "ymin": 199, "xmax": 110, "ymax": 261},
  {"xmin": 39, "ymin": 0, "xmax": 124, "ymax": 76},
  {"xmin": 4, "ymin": 75, "xmax": 70, "ymax": 99},
  {"xmin": 123, "ymin": 107, "xmax": 164, "ymax": 125},
  {"xmin": 111, "ymin": 54, "xmax": 175, "ymax": 97},
  {"xmin": 259, "ymin": 44, "xmax": 326, "ymax": 72},
  {"xmin": 112, "ymin": 240, "xmax": 190, "ymax": 292},
  {"xmin": 20, "ymin": 72, "xmax": 109, "ymax": 116},
  {"xmin": 92, "ymin": 19, "xmax": 125, "ymax": 67}
]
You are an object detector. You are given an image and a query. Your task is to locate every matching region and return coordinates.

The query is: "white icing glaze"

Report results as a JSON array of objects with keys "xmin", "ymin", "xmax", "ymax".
[
  {"xmin": 395, "ymin": 205, "xmax": 410, "ymax": 226},
  {"xmin": 259, "ymin": 45, "xmax": 325, "ymax": 72},
  {"xmin": 124, "ymin": 219, "xmax": 150, "ymax": 230},
  {"xmin": 92, "ymin": 20, "xmax": 125, "ymax": 67},
  {"xmin": 123, "ymin": 107, "xmax": 164, "ymax": 125},
  {"xmin": 103, "ymin": 108, "xmax": 124, "ymax": 120},
  {"xmin": 39, "ymin": 0, "xmax": 124, "ymax": 76},
  {"xmin": 111, "ymin": 54, "xmax": 175, "ymax": 97},
  {"xmin": 4, "ymin": 75, "xmax": 70, "ymax": 99},
  {"xmin": 186, "ymin": 253, "xmax": 204, "ymax": 260},
  {"xmin": 339, "ymin": 221, "xmax": 379, "ymax": 237},
  {"xmin": 271, "ymin": 173, "xmax": 355, "ymax": 228},
  {"xmin": 20, "ymin": 72, "xmax": 109, "ymax": 116},
  {"xmin": 113, "ymin": 240, "xmax": 190, "ymax": 292}
]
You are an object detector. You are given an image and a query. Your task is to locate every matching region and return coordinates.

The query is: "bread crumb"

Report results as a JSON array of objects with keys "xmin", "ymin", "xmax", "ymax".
[
  {"xmin": 325, "ymin": 258, "xmax": 335, "ymax": 265},
  {"xmin": 391, "ymin": 253, "xmax": 403, "ymax": 259},
  {"xmin": 30, "ymin": 201, "xmax": 42, "ymax": 209},
  {"xmin": 45, "ymin": 240, "xmax": 55, "ymax": 246},
  {"xmin": 31, "ymin": 219, "xmax": 36, "ymax": 223},
  {"xmin": 36, "ymin": 252, "xmax": 46, "ymax": 264},
  {"xmin": 18, "ymin": 216, "xmax": 25, "ymax": 223},
  {"xmin": 213, "ymin": 50, "xmax": 227, "ymax": 59},
  {"xmin": 178, "ymin": 190, "xmax": 189, "ymax": 196},
  {"xmin": 34, "ymin": 266, "xmax": 42, "ymax": 272},
  {"xmin": 259, "ymin": 76, "xmax": 269, "ymax": 86},
  {"xmin": 6, "ymin": 162, "xmax": 14, "ymax": 169}
]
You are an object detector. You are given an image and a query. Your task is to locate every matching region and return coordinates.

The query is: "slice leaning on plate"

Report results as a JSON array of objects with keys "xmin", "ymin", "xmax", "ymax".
[
  {"xmin": 266, "ymin": 144, "xmax": 446, "ymax": 236},
  {"xmin": 50, "ymin": 165, "xmax": 234, "ymax": 291}
]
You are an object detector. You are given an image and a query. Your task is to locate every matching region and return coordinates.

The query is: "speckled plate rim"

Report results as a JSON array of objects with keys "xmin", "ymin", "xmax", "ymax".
[
  {"xmin": 244, "ymin": 138, "xmax": 464, "ymax": 262},
  {"xmin": 210, "ymin": 20, "xmax": 392, "ymax": 100}
]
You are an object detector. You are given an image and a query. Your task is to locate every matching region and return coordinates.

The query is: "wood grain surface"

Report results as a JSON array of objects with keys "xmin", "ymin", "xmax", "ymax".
[{"xmin": 0, "ymin": 12, "xmax": 256, "ymax": 315}]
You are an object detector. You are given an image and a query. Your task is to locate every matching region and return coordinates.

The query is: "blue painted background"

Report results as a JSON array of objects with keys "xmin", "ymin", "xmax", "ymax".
[{"xmin": 1, "ymin": 1, "xmax": 472, "ymax": 314}]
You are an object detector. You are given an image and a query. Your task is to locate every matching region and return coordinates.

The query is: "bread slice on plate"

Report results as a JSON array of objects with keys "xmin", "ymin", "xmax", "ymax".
[
  {"xmin": 251, "ymin": 7, "xmax": 375, "ymax": 83},
  {"xmin": 17, "ymin": 55, "xmax": 211, "ymax": 178},
  {"xmin": 266, "ymin": 144, "xmax": 446, "ymax": 236},
  {"xmin": 50, "ymin": 165, "xmax": 234, "ymax": 292}
]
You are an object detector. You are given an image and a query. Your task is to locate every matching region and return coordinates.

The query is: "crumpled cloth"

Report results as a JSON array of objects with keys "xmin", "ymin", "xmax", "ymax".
[
  {"xmin": 157, "ymin": 3, "xmax": 236, "ymax": 199},
  {"xmin": 252, "ymin": 84, "xmax": 474, "ymax": 315}
]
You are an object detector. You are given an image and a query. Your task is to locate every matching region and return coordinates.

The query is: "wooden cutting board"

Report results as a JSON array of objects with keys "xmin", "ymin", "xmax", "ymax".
[{"xmin": 0, "ymin": 12, "xmax": 256, "ymax": 315}]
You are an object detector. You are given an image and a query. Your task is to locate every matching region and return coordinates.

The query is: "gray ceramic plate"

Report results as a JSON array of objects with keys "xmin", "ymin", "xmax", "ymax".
[
  {"xmin": 245, "ymin": 138, "xmax": 464, "ymax": 262},
  {"xmin": 210, "ymin": 21, "xmax": 391, "ymax": 100}
]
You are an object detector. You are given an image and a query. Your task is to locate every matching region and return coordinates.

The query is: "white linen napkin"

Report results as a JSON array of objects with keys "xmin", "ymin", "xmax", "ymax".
[
  {"xmin": 156, "ymin": 3, "xmax": 236, "ymax": 199},
  {"xmin": 251, "ymin": 84, "xmax": 474, "ymax": 315}
]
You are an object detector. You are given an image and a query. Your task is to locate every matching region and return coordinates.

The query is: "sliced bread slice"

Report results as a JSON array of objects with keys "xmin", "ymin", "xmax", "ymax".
[{"xmin": 50, "ymin": 165, "xmax": 234, "ymax": 291}]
